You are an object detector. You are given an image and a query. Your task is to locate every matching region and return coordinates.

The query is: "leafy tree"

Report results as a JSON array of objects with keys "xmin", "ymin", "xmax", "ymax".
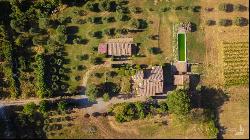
[
  {"xmin": 75, "ymin": 75, "xmax": 81, "ymax": 81},
  {"xmin": 71, "ymin": 18, "xmax": 87, "ymax": 24},
  {"xmin": 56, "ymin": 34, "xmax": 67, "ymax": 45},
  {"xmin": 1, "ymin": 41, "xmax": 19, "ymax": 98},
  {"xmin": 132, "ymin": 7, "xmax": 143, "ymax": 14},
  {"xmin": 10, "ymin": 19, "xmax": 26, "ymax": 33},
  {"xmin": 131, "ymin": 19, "xmax": 148, "ymax": 29},
  {"xmin": 120, "ymin": 14, "xmax": 131, "ymax": 21},
  {"xmin": 148, "ymin": 47, "xmax": 162, "ymax": 55},
  {"xmin": 39, "ymin": 17, "xmax": 50, "ymax": 29},
  {"xmin": 100, "ymin": 0, "xmax": 117, "ymax": 12},
  {"xmin": 94, "ymin": 72, "xmax": 103, "ymax": 78},
  {"xmin": 218, "ymin": 3, "xmax": 228, "ymax": 11},
  {"xmin": 85, "ymin": 2, "xmax": 100, "ymax": 12},
  {"xmin": 157, "ymin": 101, "xmax": 168, "ymax": 113},
  {"xmin": 134, "ymin": 102, "xmax": 146, "ymax": 119},
  {"xmin": 206, "ymin": 20, "xmax": 216, "ymax": 26},
  {"xmin": 39, "ymin": 100, "xmax": 50, "ymax": 114},
  {"xmin": 166, "ymin": 90, "xmax": 191, "ymax": 116},
  {"xmin": 18, "ymin": 56, "xmax": 28, "ymax": 71},
  {"xmin": 104, "ymin": 16, "xmax": 116, "ymax": 23},
  {"xmin": 77, "ymin": 65, "xmax": 86, "ymax": 71},
  {"xmin": 218, "ymin": 3, "xmax": 233, "ymax": 12},
  {"xmin": 15, "ymin": 35, "xmax": 28, "ymax": 47},
  {"xmin": 56, "ymin": 25, "xmax": 66, "ymax": 34},
  {"xmin": 206, "ymin": 120, "xmax": 219, "ymax": 139},
  {"xmin": 103, "ymin": 93, "xmax": 110, "ymax": 102},
  {"xmin": 233, "ymin": 4, "xmax": 247, "ymax": 12},
  {"xmin": 86, "ymin": 84, "xmax": 98, "ymax": 102},
  {"xmin": 73, "ymin": 37, "xmax": 87, "ymax": 44},
  {"xmin": 57, "ymin": 101, "xmax": 68, "ymax": 112},
  {"xmin": 90, "ymin": 56, "xmax": 103, "ymax": 65},
  {"xmin": 218, "ymin": 19, "xmax": 231, "ymax": 26},
  {"xmin": 104, "ymin": 28, "xmax": 116, "ymax": 36},
  {"xmin": 23, "ymin": 102, "xmax": 37, "ymax": 116},
  {"xmin": 98, "ymin": 82, "xmax": 120, "ymax": 97},
  {"xmin": 233, "ymin": 17, "xmax": 248, "ymax": 26},
  {"xmin": 112, "ymin": 103, "xmax": 136, "ymax": 123}
]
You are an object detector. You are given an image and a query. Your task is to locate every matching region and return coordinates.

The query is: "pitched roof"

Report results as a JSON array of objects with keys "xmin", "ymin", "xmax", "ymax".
[
  {"xmin": 98, "ymin": 38, "xmax": 135, "ymax": 56},
  {"xmin": 132, "ymin": 66, "xmax": 163, "ymax": 96},
  {"xmin": 107, "ymin": 42, "xmax": 132, "ymax": 56}
]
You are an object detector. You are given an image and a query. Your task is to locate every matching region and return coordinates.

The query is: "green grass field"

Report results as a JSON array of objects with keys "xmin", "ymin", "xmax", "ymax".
[{"xmin": 178, "ymin": 33, "xmax": 186, "ymax": 61}]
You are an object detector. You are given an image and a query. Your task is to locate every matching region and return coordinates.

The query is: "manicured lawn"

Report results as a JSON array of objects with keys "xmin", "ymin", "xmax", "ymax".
[{"xmin": 178, "ymin": 33, "xmax": 186, "ymax": 61}]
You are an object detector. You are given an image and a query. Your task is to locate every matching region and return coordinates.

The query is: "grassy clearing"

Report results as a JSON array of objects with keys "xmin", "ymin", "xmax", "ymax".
[
  {"xmin": 48, "ymin": 109, "xmax": 208, "ymax": 139},
  {"xmin": 219, "ymin": 86, "xmax": 249, "ymax": 139}
]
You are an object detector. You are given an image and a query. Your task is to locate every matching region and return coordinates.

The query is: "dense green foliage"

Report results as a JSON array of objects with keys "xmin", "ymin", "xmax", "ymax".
[
  {"xmin": 110, "ymin": 100, "xmax": 168, "ymax": 123},
  {"xmin": 39, "ymin": 100, "xmax": 50, "ymax": 114},
  {"xmin": 166, "ymin": 90, "xmax": 191, "ymax": 116},
  {"xmin": 86, "ymin": 84, "xmax": 98, "ymax": 102},
  {"xmin": 0, "ymin": 26, "xmax": 20, "ymax": 98},
  {"xmin": 23, "ymin": 102, "xmax": 37, "ymax": 116},
  {"xmin": 102, "ymin": 93, "xmax": 110, "ymax": 102},
  {"xmin": 57, "ymin": 101, "xmax": 68, "ymax": 112},
  {"xmin": 35, "ymin": 54, "xmax": 51, "ymax": 98}
]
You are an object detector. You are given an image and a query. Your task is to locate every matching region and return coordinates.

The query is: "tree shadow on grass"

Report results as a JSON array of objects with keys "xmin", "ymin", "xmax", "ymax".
[
  {"xmin": 190, "ymin": 22, "xmax": 197, "ymax": 32},
  {"xmin": 192, "ymin": 6, "xmax": 201, "ymax": 12},
  {"xmin": 66, "ymin": 26, "xmax": 79, "ymax": 35},
  {"xmin": 192, "ymin": 86, "xmax": 230, "ymax": 139},
  {"xmin": 225, "ymin": 3, "xmax": 234, "ymax": 12}
]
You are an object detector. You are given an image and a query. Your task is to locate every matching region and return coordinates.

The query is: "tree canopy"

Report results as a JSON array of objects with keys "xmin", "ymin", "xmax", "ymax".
[{"xmin": 166, "ymin": 90, "xmax": 191, "ymax": 116}]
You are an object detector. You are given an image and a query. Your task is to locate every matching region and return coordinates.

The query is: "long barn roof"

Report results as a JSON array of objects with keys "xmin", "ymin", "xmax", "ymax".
[{"xmin": 98, "ymin": 38, "xmax": 135, "ymax": 56}]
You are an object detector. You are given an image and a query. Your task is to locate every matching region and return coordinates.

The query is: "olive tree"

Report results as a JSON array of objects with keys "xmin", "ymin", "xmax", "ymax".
[
  {"xmin": 166, "ymin": 90, "xmax": 191, "ymax": 116},
  {"xmin": 86, "ymin": 84, "xmax": 98, "ymax": 102}
]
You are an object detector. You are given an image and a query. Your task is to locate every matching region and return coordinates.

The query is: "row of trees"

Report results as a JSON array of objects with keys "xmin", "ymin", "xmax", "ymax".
[
  {"xmin": 34, "ymin": 54, "xmax": 52, "ymax": 98},
  {"xmin": 109, "ymin": 99, "xmax": 168, "ymax": 123},
  {"xmin": 218, "ymin": 3, "xmax": 247, "ymax": 12},
  {"xmin": 109, "ymin": 90, "xmax": 191, "ymax": 123},
  {"xmin": 1, "ymin": 0, "xmax": 64, "ymax": 98},
  {"xmin": 0, "ymin": 25, "xmax": 20, "ymax": 98},
  {"xmin": 206, "ymin": 17, "xmax": 249, "ymax": 26}
]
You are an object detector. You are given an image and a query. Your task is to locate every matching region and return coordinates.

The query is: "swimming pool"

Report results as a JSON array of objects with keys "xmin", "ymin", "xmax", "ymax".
[{"xmin": 177, "ymin": 33, "xmax": 186, "ymax": 61}]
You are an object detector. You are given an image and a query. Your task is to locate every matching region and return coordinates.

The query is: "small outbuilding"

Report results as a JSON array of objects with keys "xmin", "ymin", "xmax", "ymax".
[{"xmin": 98, "ymin": 38, "xmax": 136, "ymax": 57}]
